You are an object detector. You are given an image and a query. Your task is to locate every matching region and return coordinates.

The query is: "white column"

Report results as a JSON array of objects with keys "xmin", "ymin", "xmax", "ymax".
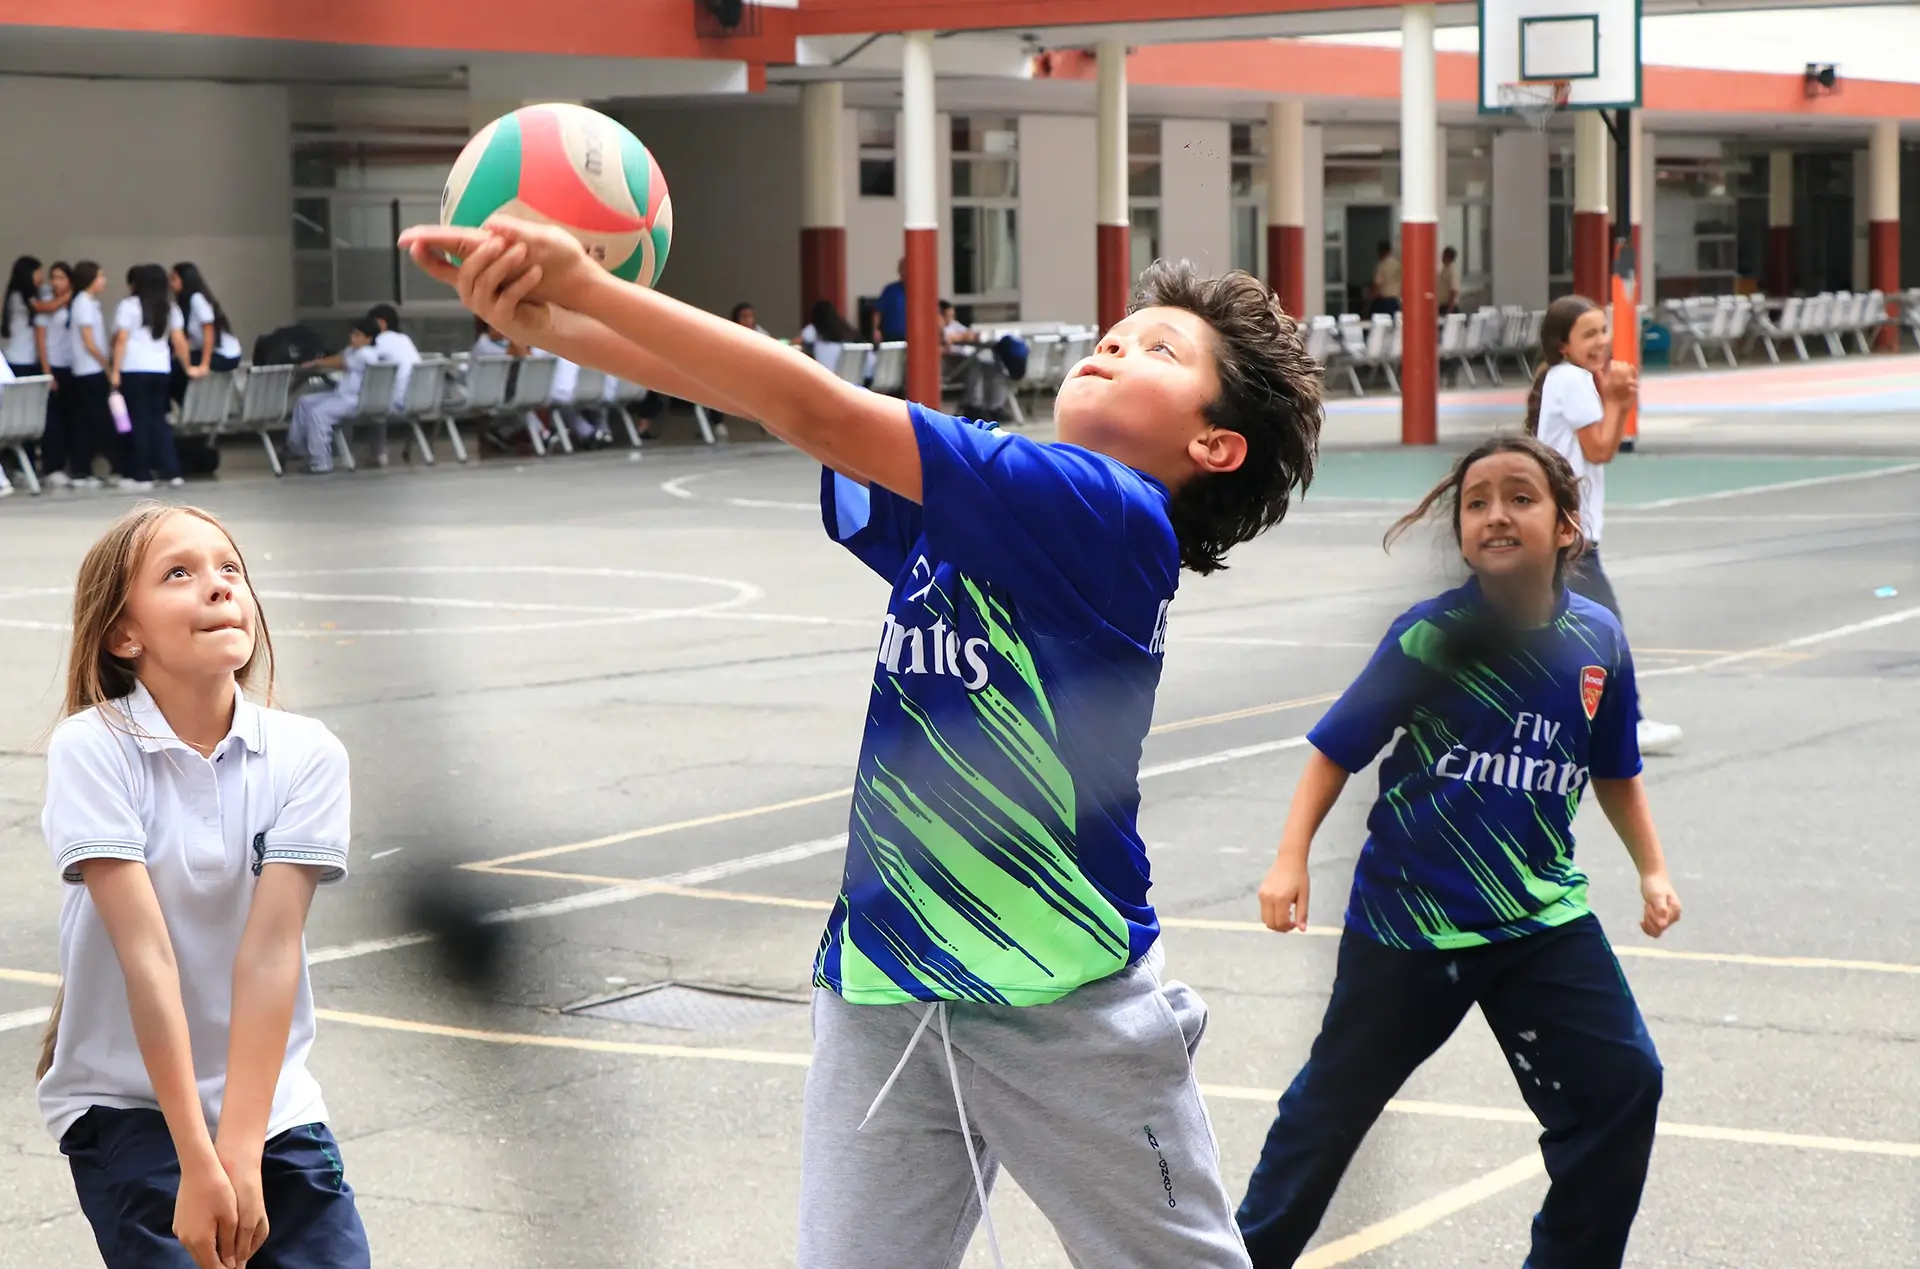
[
  {"xmin": 1768, "ymin": 149, "xmax": 1794, "ymax": 228},
  {"xmin": 1491, "ymin": 130, "xmax": 1550, "ymax": 308},
  {"xmin": 1268, "ymin": 100, "xmax": 1305, "ymax": 229},
  {"xmin": 800, "ymin": 81, "xmax": 846, "ymax": 230},
  {"xmin": 1096, "ymin": 40, "xmax": 1129, "ymax": 229},
  {"xmin": 1869, "ymin": 119, "xmax": 1900, "ymax": 224},
  {"xmin": 1400, "ymin": 7, "xmax": 1437, "ymax": 227},
  {"xmin": 901, "ymin": 34, "xmax": 938, "ymax": 231},
  {"xmin": 1575, "ymin": 111, "xmax": 1609, "ymax": 216},
  {"xmin": 1641, "ymin": 126, "xmax": 1658, "ymax": 302},
  {"xmin": 1627, "ymin": 112, "xmax": 1644, "ymax": 231}
]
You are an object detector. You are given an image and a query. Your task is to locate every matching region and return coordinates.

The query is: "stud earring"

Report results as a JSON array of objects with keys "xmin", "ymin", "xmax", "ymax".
[{"xmin": 127, "ymin": 646, "xmax": 141, "ymax": 656}]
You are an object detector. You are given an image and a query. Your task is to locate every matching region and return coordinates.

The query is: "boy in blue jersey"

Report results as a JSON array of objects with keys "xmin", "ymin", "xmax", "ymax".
[
  {"xmin": 1237, "ymin": 436, "xmax": 1682, "ymax": 1269},
  {"xmin": 403, "ymin": 221, "xmax": 1323, "ymax": 1268}
]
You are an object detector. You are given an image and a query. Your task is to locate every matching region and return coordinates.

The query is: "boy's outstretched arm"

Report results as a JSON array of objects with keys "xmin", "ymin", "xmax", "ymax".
[
  {"xmin": 1592, "ymin": 775, "xmax": 1682, "ymax": 938},
  {"xmin": 1257, "ymin": 748, "xmax": 1349, "ymax": 933},
  {"xmin": 403, "ymin": 222, "xmax": 921, "ymax": 497}
]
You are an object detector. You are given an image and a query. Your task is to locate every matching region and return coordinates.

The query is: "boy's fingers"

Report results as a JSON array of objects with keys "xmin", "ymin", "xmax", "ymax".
[
  {"xmin": 408, "ymin": 242, "xmax": 461, "ymax": 286},
  {"xmin": 502, "ymin": 262, "xmax": 545, "ymax": 310},
  {"xmin": 474, "ymin": 242, "xmax": 529, "ymax": 307},
  {"xmin": 397, "ymin": 225, "xmax": 487, "ymax": 256}
]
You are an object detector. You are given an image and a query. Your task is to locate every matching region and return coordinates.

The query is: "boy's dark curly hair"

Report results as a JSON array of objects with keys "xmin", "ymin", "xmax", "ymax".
[{"xmin": 1132, "ymin": 261, "xmax": 1323, "ymax": 575}]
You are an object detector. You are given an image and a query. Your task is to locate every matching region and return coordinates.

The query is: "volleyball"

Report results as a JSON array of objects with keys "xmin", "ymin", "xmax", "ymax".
[{"xmin": 442, "ymin": 102, "xmax": 673, "ymax": 287}]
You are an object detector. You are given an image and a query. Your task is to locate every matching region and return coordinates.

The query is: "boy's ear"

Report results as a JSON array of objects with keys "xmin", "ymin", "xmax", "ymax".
[{"xmin": 1191, "ymin": 427, "xmax": 1248, "ymax": 476}]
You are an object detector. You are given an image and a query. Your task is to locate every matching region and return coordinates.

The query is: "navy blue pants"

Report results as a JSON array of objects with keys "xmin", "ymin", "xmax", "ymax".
[
  {"xmin": 61, "ymin": 1107, "xmax": 371, "ymax": 1269},
  {"xmin": 1237, "ymin": 915, "xmax": 1662, "ymax": 1269}
]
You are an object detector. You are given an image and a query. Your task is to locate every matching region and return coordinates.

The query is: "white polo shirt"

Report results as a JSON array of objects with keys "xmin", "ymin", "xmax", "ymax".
[
  {"xmin": 115, "ymin": 298, "xmax": 185, "ymax": 375},
  {"xmin": 4, "ymin": 292, "xmax": 36, "ymax": 365},
  {"xmin": 68, "ymin": 292, "xmax": 107, "ymax": 377},
  {"xmin": 37, "ymin": 290, "xmax": 72, "ymax": 369},
  {"xmin": 38, "ymin": 684, "xmax": 351, "ymax": 1143},
  {"xmin": 185, "ymin": 292, "xmax": 243, "ymax": 361},
  {"xmin": 1535, "ymin": 361, "xmax": 1609, "ymax": 544},
  {"xmin": 372, "ymin": 328, "xmax": 421, "ymax": 407}
]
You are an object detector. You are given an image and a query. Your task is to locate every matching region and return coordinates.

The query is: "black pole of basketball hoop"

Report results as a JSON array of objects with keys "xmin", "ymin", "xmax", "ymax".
[{"xmin": 1602, "ymin": 107, "xmax": 1638, "ymax": 452}]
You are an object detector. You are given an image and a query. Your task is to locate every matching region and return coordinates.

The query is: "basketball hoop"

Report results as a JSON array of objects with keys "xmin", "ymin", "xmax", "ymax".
[{"xmin": 1497, "ymin": 79, "xmax": 1571, "ymax": 131}]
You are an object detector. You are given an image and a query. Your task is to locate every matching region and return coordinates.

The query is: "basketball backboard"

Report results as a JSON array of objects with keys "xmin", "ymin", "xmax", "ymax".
[{"xmin": 1479, "ymin": 0, "xmax": 1641, "ymax": 115}]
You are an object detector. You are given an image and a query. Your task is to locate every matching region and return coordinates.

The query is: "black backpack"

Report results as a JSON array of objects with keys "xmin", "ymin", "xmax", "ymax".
[{"xmin": 251, "ymin": 324, "xmax": 327, "ymax": 367}]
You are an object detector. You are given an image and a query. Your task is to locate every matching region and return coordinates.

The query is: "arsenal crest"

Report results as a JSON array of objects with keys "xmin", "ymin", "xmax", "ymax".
[{"xmin": 1580, "ymin": 666, "xmax": 1607, "ymax": 720}]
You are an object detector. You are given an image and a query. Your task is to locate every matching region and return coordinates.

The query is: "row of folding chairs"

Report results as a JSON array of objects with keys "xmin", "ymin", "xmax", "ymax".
[
  {"xmin": 158, "ymin": 354, "xmax": 666, "ymax": 479},
  {"xmin": 1305, "ymin": 306, "xmax": 1545, "ymax": 397},
  {"xmin": 1666, "ymin": 290, "xmax": 1895, "ymax": 367}
]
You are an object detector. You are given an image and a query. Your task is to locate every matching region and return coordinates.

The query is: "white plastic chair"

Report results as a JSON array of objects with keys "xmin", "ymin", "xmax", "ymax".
[
  {"xmin": 0, "ymin": 374, "xmax": 52, "ymax": 494},
  {"xmin": 234, "ymin": 364, "xmax": 297, "ymax": 476}
]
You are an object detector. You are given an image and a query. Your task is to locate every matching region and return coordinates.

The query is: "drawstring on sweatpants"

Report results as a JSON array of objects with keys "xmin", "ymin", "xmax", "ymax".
[{"xmin": 858, "ymin": 1001, "xmax": 1005, "ymax": 1269}]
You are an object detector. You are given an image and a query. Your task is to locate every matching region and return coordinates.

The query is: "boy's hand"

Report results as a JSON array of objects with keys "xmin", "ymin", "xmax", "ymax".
[
  {"xmin": 1257, "ymin": 853, "xmax": 1311, "ymax": 933},
  {"xmin": 403, "ymin": 229, "xmax": 556, "ymax": 344},
  {"xmin": 1639, "ymin": 871, "xmax": 1682, "ymax": 938},
  {"xmin": 220, "ymin": 1149, "xmax": 269, "ymax": 1266},
  {"xmin": 1597, "ymin": 359, "xmax": 1639, "ymax": 405},
  {"xmin": 174, "ymin": 1153, "xmax": 241, "ymax": 1269}
]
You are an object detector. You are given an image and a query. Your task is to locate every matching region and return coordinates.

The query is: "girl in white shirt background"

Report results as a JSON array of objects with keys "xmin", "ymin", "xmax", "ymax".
[
  {"xmin": 36, "ymin": 262, "xmax": 86, "ymax": 487},
  {"xmin": 1526, "ymin": 294, "xmax": 1684, "ymax": 755},
  {"xmin": 4, "ymin": 254, "xmax": 44, "ymax": 377},
  {"xmin": 39, "ymin": 504, "xmax": 369, "ymax": 1269},
  {"xmin": 169, "ymin": 262, "xmax": 243, "ymax": 406},
  {"xmin": 111, "ymin": 264, "xmax": 193, "ymax": 490},
  {"xmin": 65, "ymin": 261, "xmax": 115, "ymax": 490}
]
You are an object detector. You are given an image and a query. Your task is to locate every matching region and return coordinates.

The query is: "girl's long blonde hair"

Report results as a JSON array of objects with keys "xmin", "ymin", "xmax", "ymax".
[{"xmin": 36, "ymin": 504, "xmax": 275, "ymax": 1080}]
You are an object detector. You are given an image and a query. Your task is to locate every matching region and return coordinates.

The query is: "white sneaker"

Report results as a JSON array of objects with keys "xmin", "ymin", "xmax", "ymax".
[
  {"xmin": 0, "ymin": 482, "xmax": 13, "ymax": 498},
  {"xmin": 46, "ymin": 471, "xmax": 72, "ymax": 489},
  {"xmin": 1637, "ymin": 720, "xmax": 1684, "ymax": 755},
  {"xmin": 167, "ymin": 476, "xmax": 185, "ymax": 488},
  {"xmin": 74, "ymin": 476, "xmax": 104, "ymax": 490},
  {"xmin": 117, "ymin": 478, "xmax": 154, "ymax": 492}
]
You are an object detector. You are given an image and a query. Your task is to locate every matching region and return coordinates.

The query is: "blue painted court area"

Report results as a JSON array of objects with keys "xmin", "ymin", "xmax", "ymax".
[{"xmin": 1301, "ymin": 449, "xmax": 1919, "ymax": 506}]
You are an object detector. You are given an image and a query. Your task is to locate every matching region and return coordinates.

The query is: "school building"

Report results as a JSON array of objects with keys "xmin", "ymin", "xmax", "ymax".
[{"xmin": 6, "ymin": 0, "xmax": 1918, "ymax": 443}]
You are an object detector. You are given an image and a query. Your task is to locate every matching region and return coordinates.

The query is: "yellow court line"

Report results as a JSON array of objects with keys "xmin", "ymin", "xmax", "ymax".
[
  {"xmin": 482, "ymin": 875, "xmax": 1920, "ymax": 978},
  {"xmin": 0, "ymin": 968, "xmax": 61, "ymax": 987},
  {"xmin": 306, "ymin": 1006, "xmax": 1920, "ymax": 1160},
  {"xmin": 465, "ymin": 692, "xmax": 1335, "ymax": 871},
  {"xmin": 467, "ymin": 788, "xmax": 855, "ymax": 870},
  {"xmin": 1148, "ymin": 693, "xmax": 1339, "ymax": 735},
  {"xmin": 1294, "ymin": 1153, "xmax": 1546, "ymax": 1268}
]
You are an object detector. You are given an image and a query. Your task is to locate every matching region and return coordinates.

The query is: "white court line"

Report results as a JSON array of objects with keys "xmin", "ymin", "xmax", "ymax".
[
  {"xmin": 1629, "ymin": 461, "xmax": 1920, "ymax": 509},
  {"xmin": 0, "ymin": 1006, "xmax": 52, "ymax": 1034},
  {"xmin": 1643, "ymin": 604, "xmax": 1920, "ymax": 678}
]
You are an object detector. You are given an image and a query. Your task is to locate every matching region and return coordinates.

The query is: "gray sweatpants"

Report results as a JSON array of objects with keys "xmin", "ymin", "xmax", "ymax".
[{"xmin": 797, "ymin": 945, "xmax": 1252, "ymax": 1269}]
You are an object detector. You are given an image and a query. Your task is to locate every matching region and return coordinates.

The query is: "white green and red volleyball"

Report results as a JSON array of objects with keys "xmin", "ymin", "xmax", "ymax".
[{"xmin": 441, "ymin": 102, "xmax": 672, "ymax": 287}]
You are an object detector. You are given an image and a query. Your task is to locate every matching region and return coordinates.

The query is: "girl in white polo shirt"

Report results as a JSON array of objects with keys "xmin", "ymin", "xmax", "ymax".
[
  {"xmin": 170, "ymin": 262, "xmax": 243, "ymax": 405},
  {"xmin": 4, "ymin": 254, "xmax": 44, "ymax": 377},
  {"xmin": 38, "ymin": 504, "xmax": 370, "ymax": 1269},
  {"xmin": 112, "ymin": 264, "xmax": 192, "ymax": 490},
  {"xmin": 66, "ymin": 261, "xmax": 117, "ymax": 487}
]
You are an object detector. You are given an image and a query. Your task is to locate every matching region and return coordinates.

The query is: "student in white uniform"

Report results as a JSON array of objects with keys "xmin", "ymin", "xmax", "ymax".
[
  {"xmin": 65, "ymin": 262, "xmax": 116, "ymax": 487},
  {"xmin": 1527, "ymin": 293, "xmax": 1684, "ymax": 755},
  {"xmin": 112, "ymin": 265, "xmax": 191, "ymax": 490},
  {"xmin": 36, "ymin": 262, "xmax": 87, "ymax": 488},
  {"xmin": 287, "ymin": 319, "xmax": 379, "ymax": 474},
  {"xmin": 4, "ymin": 255, "xmax": 43, "ymax": 377},
  {"xmin": 0, "ymin": 356, "xmax": 12, "ymax": 495},
  {"xmin": 38, "ymin": 504, "xmax": 370, "ymax": 1269},
  {"xmin": 365, "ymin": 304, "xmax": 420, "ymax": 407},
  {"xmin": 169, "ymin": 262, "xmax": 243, "ymax": 405}
]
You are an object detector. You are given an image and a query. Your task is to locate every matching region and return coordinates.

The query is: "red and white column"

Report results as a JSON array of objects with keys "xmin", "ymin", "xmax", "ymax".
[
  {"xmin": 1767, "ymin": 149, "xmax": 1794, "ymax": 297},
  {"xmin": 1399, "ymin": 4, "xmax": 1438, "ymax": 446},
  {"xmin": 799, "ymin": 81, "xmax": 847, "ymax": 328},
  {"xmin": 1572, "ymin": 110, "xmax": 1610, "ymax": 303},
  {"xmin": 1267, "ymin": 99, "xmax": 1307, "ymax": 318},
  {"xmin": 1869, "ymin": 119, "xmax": 1900, "ymax": 351},
  {"xmin": 901, "ymin": 31, "xmax": 941, "ymax": 403},
  {"xmin": 1096, "ymin": 39, "xmax": 1131, "ymax": 334}
]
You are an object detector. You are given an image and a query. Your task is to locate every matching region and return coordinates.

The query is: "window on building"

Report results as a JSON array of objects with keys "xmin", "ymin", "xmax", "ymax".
[
  {"xmin": 1548, "ymin": 152, "xmax": 1574, "ymax": 298},
  {"xmin": 1130, "ymin": 120, "xmax": 1161, "ymax": 274},
  {"xmin": 290, "ymin": 128, "xmax": 472, "ymax": 349},
  {"xmin": 950, "ymin": 116, "xmax": 1019, "ymax": 310},
  {"xmin": 1443, "ymin": 139, "xmax": 1495, "ymax": 307},
  {"xmin": 1231, "ymin": 121, "xmax": 1267, "ymax": 277},
  {"xmin": 858, "ymin": 111, "xmax": 896, "ymax": 198},
  {"xmin": 1655, "ymin": 158, "xmax": 1739, "ymax": 296}
]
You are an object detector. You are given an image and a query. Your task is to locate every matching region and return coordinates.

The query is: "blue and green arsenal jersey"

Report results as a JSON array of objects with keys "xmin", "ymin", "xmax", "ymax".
[
  {"xmin": 815, "ymin": 405, "xmax": 1179, "ymax": 1005},
  {"xmin": 1309, "ymin": 580, "xmax": 1643, "ymax": 950}
]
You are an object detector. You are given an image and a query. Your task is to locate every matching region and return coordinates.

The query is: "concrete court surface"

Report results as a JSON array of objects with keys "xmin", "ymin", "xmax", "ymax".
[{"xmin": 0, "ymin": 364, "xmax": 1916, "ymax": 1268}]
